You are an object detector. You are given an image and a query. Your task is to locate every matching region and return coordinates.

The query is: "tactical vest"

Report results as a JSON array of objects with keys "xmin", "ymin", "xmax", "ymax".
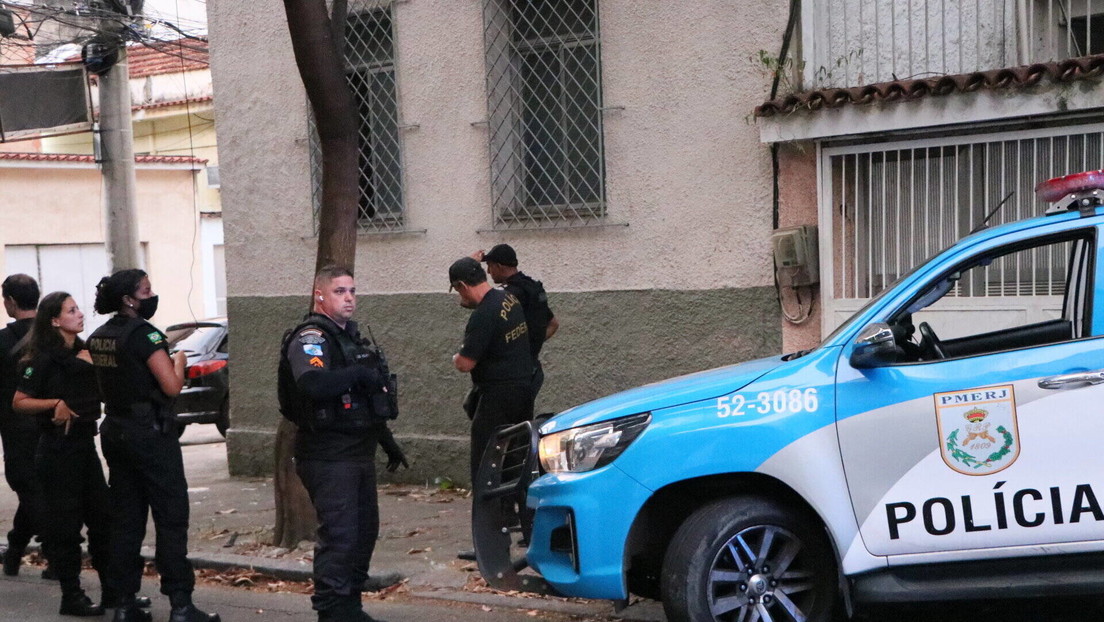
[
  {"xmin": 88, "ymin": 316, "xmax": 166, "ymax": 417},
  {"xmin": 296, "ymin": 318, "xmax": 387, "ymax": 433}
]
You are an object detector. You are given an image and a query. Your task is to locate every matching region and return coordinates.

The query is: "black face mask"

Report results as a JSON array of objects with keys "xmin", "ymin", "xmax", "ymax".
[{"xmin": 136, "ymin": 295, "xmax": 159, "ymax": 321}]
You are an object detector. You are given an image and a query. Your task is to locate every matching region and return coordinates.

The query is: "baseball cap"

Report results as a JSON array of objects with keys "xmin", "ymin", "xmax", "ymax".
[
  {"xmin": 482, "ymin": 243, "xmax": 518, "ymax": 267},
  {"xmin": 448, "ymin": 257, "xmax": 485, "ymax": 290}
]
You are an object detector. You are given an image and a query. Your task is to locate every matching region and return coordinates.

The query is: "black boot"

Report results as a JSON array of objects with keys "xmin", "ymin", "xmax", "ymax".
[
  {"xmin": 101, "ymin": 590, "xmax": 152, "ymax": 609},
  {"xmin": 2, "ymin": 545, "xmax": 23, "ymax": 576},
  {"xmin": 59, "ymin": 589, "xmax": 105, "ymax": 617},
  {"xmin": 111, "ymin": 605, "xmax": 151, "ymax": 622},
  {"xmin": 167, "ymin": 604, "xmax": 220, "ymax": 622}
]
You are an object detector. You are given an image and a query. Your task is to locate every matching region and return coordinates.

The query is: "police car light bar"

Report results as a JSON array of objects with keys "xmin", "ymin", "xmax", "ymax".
[{"xmin": 1036, "ymin": 169, "xmax": 1104, "ymax": 214}]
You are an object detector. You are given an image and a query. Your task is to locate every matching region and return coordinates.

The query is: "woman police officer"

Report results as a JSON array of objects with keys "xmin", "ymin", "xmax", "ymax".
[
  {"xmin": 87, "ymin": 270, "xmax": 219, "ymax": 622},
  {"xmin": 13, "ymin": 292, "xmax": 114, "ymax": 616}
]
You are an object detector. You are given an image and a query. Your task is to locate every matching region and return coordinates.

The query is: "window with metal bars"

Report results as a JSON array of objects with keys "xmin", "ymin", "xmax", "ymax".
[
  {"xmin": 828, "ymin": 129, "xmax": 1104, "ymax": 300},
  {"xmin": 309, "ymin": 1, "xmax": 405, "ymax": 233},
  {"xmin": 482, "ymin": 0, "xmax": 606, "ymax": 229}
]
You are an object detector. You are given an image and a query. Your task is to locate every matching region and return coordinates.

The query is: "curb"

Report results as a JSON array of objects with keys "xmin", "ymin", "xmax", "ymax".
[{"xmin": 184, "ymin": 551, "xmax": 404, "ymax": 592}]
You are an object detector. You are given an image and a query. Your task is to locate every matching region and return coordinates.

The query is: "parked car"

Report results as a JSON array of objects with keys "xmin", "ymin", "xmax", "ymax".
[
  {"xmin": 474, "ymin": 169, "xmax": 1104, "ymax": 621},
  {"xmin": 165, "ymin": 318, "xmax": 229, "ymax": 437}
]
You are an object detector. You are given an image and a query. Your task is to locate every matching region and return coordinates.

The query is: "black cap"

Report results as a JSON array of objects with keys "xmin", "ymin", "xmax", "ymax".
[
  {"xmin": 482, "ymin": 243, "xmax": 518, "ymax": 267},
  {"xmin": 448, "ymin": 257, "xmax": 485, "ymax": 290}
]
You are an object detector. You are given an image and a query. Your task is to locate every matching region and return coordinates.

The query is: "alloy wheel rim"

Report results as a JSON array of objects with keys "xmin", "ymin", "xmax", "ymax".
[{"xmin": 706, "ymin": 524, "xmax": 817, "ymax": 622}]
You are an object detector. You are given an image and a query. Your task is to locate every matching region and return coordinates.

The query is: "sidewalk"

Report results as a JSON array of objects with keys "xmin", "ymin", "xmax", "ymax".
[{"xmin": 0, "ymin": 425, "xmax": 664, "ymax": 621}]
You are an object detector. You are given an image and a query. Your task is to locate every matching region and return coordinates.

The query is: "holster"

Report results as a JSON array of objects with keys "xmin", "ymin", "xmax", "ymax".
[{"xmin": 130, "ymin": 401, "xmax": 174, "ymax": 435}]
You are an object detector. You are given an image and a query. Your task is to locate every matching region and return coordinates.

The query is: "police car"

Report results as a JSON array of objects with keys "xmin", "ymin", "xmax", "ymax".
[{"xmin": 473, "ymin": 170, "xmax": 1104, "ymax": 621}]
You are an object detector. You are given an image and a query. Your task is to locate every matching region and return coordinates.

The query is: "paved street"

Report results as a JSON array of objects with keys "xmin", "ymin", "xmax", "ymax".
[
  {"xmin": 0, "ymin": 572, "xmax": 619, "ymax": 622},
  {"xmin": 0, "ymin": 425, "xmax": 1101, "ymax": 621}
]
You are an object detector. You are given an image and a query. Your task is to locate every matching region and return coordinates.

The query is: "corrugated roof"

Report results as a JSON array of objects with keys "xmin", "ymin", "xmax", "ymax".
[
  {"xmin": 755, "ymin": 54, "xmax": 1104, "ymax": 118},
  {"xmin": 0, "ymin": 152, "xmax": 207, "ymax": 165}
]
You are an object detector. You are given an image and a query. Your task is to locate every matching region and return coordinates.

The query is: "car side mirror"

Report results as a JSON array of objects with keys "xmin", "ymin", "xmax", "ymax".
[{"xmin": 849, "ymin": 322, "xmax": 901, "ymax": 369}]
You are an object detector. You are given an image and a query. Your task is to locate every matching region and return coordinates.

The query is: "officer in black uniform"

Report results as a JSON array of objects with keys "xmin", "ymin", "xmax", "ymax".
[
  {"xmin": 0, "ymin": 273, "xmax": 49, "ymax": 577},
  {"xmin": 286, "ymin": 265, "xmax": 406, "ymax": 622},
  {"xmin": 473, "ymin": 244, "xmax": 559, "ymax": 400},
  {"xmin": 449, "ymin": 257, "xmax": 533, "ymax": 483},
  {"xmin": 13, "ymin": 291, "xmax": 111, "ymax": 616},
  {"xmin": 88, "ymin": 269, "xmax": 218, "ymax": 622}
]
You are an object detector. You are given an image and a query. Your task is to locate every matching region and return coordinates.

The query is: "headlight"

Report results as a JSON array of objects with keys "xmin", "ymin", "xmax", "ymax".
[{"xmin": 538, "ymin": 413, "xmax": 651, "ymax": 473}]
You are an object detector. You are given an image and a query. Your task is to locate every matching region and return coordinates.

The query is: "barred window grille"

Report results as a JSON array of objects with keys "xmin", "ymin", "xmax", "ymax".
[
  {"xmin": 482, "ymin": 0, "xmax": 606, "ymax": 229},
  {"xmin": 828, "ymin": 128, "xmax": 1104, "ymax": 300},
  {"xmin": 310, "ymin": 1, "xmax": 405, "ymax": 233}
]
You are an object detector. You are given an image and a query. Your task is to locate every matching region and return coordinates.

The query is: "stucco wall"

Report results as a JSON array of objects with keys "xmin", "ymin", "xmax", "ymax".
[
  {"xmin": 208, "ymin": 0, "xmax": 789, "ymax": 477},
  {"xmin": 208, "ymin": 0, "xmax": 782, "ymax": 296},
  {"xmin": 226, "ymin": 286, "xmax": 780, "ymax": 481},
  {"xmin": 777, "ymin": 143, "xmax": 822, "ymax": 351},
  {"xmin": 0, "ymin": 164, "xmax": 208, "ymax": 328}
]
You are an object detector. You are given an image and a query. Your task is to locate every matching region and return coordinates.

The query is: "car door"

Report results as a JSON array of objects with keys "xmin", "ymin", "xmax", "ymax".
[{"xmin": 836, "ymin": 224, "xmax": 1104, "ymax": 558}]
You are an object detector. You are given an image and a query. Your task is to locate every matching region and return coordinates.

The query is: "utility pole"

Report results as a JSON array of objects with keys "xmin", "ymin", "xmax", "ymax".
[
  {"xmin": 94, "ymin": 0, "xmax": 142, "ymax": 272},
  {"xmin": 98, "ymin": 43, "xmax": 142, "ymax": 271}
]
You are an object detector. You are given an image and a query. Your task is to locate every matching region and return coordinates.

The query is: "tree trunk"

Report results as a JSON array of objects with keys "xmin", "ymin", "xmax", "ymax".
[{"xmin": 273, "ymin": 0, "xmax": 361, "ymax": 549}]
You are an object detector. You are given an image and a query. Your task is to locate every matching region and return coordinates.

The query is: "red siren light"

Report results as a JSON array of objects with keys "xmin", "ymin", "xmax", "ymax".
[{"xmin": 1035, "ymin": 169, "xmax": 1104, "ymax": 203}]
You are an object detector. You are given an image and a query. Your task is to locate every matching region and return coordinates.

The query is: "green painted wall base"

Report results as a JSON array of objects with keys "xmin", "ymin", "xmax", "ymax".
[{"xmin": 225, "ymin": 286, "xmax": 780, "ymax": 484}]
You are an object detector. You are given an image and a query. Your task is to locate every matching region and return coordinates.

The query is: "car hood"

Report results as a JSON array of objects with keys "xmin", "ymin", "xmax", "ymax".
[{"xmin": 539, "ymin": 354, "xmax": 784, "ymax": 434}]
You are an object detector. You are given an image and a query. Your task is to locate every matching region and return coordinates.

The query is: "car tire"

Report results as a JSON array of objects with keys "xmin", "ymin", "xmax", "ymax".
[
  {"xmin": 660, "ymin": 496, "xmax": 838, "ymax": 622},
  {"xmin": 215, "ymin": 399, "xmax": 229, "ymax": 437}
]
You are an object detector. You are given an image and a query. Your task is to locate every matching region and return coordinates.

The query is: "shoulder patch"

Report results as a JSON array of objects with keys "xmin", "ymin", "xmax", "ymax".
[
  {"xmin": 22, "ymin": 366, "xmax": 32, "ymax": 378},
  {"xmin": 147, "ymin": 332, "xmax": 164, "ymax": 345},
  {"xmin": 302, "ymin": 344, "xmax": 323, "ymax": 356},
  {"xmin": 298, "ymin": 328, "xmax": 325, "ymax": 345},
  {"xmin": 308, "ymin": 356, "xmax": 325, "ymax": 368}
]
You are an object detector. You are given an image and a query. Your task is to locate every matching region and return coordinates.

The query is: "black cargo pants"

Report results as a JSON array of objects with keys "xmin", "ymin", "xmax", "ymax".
[
  {"xmin": 1, "ymin": 424, "xmax": 45, "ymax": 555},
  {"xmin": 296, "ymin": 458, "xmax": 380, "ymax": 616},
  {"xmin": 100, "ymin": 416, "xmax": 194, "ymax": 599},
  {"xmin": 36, "ymin": 433, "xmax": 111, "ymax": 592},
  {"xmin": 465, "ymin": 382, "xmax": 535, "ymax": 483}
]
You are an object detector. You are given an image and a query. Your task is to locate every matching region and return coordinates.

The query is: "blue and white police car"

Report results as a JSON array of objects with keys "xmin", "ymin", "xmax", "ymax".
[{"xmin": 473, "ymin": 170, "xmax": 1104, "ymax": 622}]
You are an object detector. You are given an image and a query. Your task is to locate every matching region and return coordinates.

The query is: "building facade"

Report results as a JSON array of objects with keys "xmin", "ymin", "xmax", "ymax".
[
  {"xmin": 208, "ymin": 0, "xmax": 789, "ymax": 479},
  {"xmin": 0, "ymin": 41, "xmax": 223, "ymax": 334},
  {"xmin": 759, "ymin": 0, "xmax": 1104, "ymax": 351}
]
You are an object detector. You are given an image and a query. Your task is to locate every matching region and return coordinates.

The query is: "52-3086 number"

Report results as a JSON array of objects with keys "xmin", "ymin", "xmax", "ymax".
[{"xmin": 716, "ymin": 388, "xmax": 818, "ymax": 418}]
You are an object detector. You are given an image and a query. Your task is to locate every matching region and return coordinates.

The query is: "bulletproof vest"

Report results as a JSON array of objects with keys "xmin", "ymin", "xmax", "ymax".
[
  {"xmin": 507, "ymin": 274, "xmax": 550, "ymax": 357},
  {"xmin": 298, "ymin": 318, "xmax": 383, "ymax": 432},
  {"xmin": 88, "ymin": 316, "xmax": 164, "ymax": 416},
  {"xmin": 0, "ymin": 319, "xmax": 34, "ymax": 430}
]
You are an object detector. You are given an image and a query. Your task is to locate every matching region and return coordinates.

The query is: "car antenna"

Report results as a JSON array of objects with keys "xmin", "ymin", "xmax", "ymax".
[{"xmin": 969, "ymin": 191, "xmax": 1015, "ymax": 234}]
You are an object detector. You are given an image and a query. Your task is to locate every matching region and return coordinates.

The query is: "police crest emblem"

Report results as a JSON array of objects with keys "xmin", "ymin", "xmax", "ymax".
[{"xmin": 934, "ymin": 384, "xmax": 1020, "ymax": 476}]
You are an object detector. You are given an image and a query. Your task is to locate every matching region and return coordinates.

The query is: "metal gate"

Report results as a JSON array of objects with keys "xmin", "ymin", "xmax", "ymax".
[{"xmin": 818, "ymin": 123, "xmax": 1104, "ymax": 336}]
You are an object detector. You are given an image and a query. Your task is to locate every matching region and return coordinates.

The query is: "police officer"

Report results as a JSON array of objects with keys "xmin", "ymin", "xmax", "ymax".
[
  {"xmin": 88, "ymin": 269, "xmax": 218, "ymax": 622},
  {"xmin": 286, "ymin": 265, "xmax": 406, "ymax": 622},
  {"xmin": 13, "ymin": 292, "xmax": 111, "ymax": 616},
  {"xmin": 449, "ymin": 257, "xmax": 533, "ymax": 483},
  {"xmin": 0, "ymin": 273, "xmax": 49, "ymax": 577},
  {"xmin": 471, "ymin": 244, "xmax": 558, "ymax": 400}
]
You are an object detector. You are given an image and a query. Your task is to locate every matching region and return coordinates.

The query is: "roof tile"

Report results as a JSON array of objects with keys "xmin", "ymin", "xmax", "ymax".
[
  {"xmin": 755, "ymin": 54, "xmax": 1104, "ymax": 118},
  {"xmin": 0, "ymin": 152, "xmax": 207, "ymax": 165}
]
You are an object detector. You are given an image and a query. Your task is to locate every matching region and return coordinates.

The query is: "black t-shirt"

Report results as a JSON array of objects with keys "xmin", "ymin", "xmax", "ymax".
[
  {"xmin": 460, "ymin": 288, "xmax": 532, "ymax": 386},
  {"xmin": 89, "ymin": 316, "xmax": 169, "ymax": 414},
  {"xmin": 502, "ymin": 272, "xmax": 555, "ymax": 359},
  {"xmin": 0, "ymin": 319, "xmax": 36, "ymax": 434},
  {"xmin": 288, "ymin": 314, "xmax": 378, "ymax": 461},
  {"xmin": 16, "ymin": 348, "xmax": 102, "ymax": 437}
]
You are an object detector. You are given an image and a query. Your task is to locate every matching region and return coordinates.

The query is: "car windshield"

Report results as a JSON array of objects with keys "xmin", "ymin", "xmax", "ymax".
[{"xmin": 167, "ymin": 324, "xmax": 223, "ymax": 355}]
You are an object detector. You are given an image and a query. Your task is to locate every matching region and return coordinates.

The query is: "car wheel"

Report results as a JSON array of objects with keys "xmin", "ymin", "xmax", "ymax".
[
  {"xmin": 661, "ymin": 496, "xmax": 838, "ymax": 622},
  {"xmin": 215, "ymin": 399, "xmax": 229, "ymax": 437}
]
